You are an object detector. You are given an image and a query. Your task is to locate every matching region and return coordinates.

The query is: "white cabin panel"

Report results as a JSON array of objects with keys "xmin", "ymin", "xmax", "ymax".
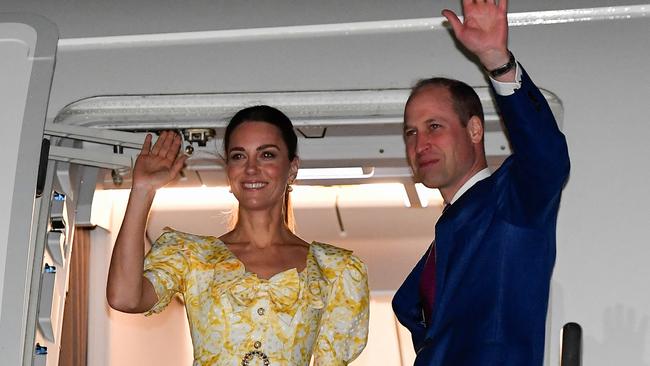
[{"xmin": 0, "ymin": 14, "xmax": 57, "ymax": 366}]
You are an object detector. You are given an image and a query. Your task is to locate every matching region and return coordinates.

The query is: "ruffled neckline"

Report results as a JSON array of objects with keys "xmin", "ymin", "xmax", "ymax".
[
  {"xmin": 209, "ymin": 239, "xmax": 330, "ymax": 324},
  {"xmin": 215, "ymin": 238, "xmax": 312, "ymax": 281}
]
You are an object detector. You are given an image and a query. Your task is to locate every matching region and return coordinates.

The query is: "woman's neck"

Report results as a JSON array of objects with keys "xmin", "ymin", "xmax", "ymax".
[{"xmin": 226, "ymin": 207, "xmax": 292, "ymax": 248}]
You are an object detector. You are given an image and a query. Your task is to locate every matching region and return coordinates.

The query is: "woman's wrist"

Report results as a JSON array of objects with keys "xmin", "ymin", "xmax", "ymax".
[{"xmin": 129, "ymin": 185, "xmax": 157, "ymax": 201}]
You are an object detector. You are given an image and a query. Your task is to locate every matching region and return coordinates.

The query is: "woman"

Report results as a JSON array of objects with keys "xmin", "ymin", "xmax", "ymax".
[{"xmin": 106, "ymin": 105, "xmax": 369, "ymax": 366}]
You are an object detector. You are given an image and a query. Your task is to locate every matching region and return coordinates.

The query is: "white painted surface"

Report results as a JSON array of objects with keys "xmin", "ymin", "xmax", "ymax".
[
  {"xmin": 0, "ymin": 15, "xmax": 57, "ymax": 365},
  {"xmin": 0, "ymin": 21, "xmax": 35, "ymax": 326},
  {"xmin": 539, "ymin": 18, "xmax": 650, "ymax": 366},
  {"xmin": 2, "ymin": 0, "xmax": 644, "ymax": 38}
]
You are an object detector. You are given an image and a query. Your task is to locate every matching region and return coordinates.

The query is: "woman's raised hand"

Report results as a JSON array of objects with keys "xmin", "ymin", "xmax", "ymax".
[
  {"xmin": 108, "ymin": 130, "xmax": 186, "ymax": 313},
  {"xmin": 132, "ymin": 131, "xmax": 188, "ymax": 192}
]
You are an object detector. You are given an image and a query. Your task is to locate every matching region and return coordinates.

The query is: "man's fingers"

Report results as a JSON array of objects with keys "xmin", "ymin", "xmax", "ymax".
[
  {"xmin": 498, "ymin": 0, "xmax": 507, "ymax": 11},
  {"xmin": 441, "ymin": 9, "xmax": 463, "ymax": 36}
]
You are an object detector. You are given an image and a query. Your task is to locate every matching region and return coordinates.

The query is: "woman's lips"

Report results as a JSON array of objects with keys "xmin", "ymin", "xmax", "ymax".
[{"xmin": 242, "ymin": 182, "xmax": 267, "ymax": 189}]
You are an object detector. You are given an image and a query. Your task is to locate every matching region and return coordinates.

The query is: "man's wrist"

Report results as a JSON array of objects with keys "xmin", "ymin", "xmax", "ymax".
[
  {"xmin": 490, "ymin": 62, "xmax": 522, "ymax": 96},
  {"xmin": 478, "ymin": 48, "xmax": 511, "ymax": 70},
  {"xmin": 485, "ymin": 51, "xmax": 516, "ymax": 78}
]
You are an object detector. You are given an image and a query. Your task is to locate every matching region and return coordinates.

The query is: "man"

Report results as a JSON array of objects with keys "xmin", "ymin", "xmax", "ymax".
[{"xmin": 392, "ymin": 1, "xmax": 570, "ymax": 365}]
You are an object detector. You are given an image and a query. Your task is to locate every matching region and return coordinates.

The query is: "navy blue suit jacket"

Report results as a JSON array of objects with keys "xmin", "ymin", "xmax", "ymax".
[{"xmin": 392, "ymin": 67, "xmax": 570, "ymax": 366}]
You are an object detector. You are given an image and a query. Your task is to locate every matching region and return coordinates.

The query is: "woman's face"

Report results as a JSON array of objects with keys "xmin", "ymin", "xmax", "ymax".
[{"xmin": 226, "ymin": 121, "xmax": 298, "ymax": 212}]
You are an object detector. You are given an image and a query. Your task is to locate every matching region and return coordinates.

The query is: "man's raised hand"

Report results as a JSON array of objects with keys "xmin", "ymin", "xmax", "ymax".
[{"xmin": 441, "ymin": 0, "xmax": 510, "ymax": 72}]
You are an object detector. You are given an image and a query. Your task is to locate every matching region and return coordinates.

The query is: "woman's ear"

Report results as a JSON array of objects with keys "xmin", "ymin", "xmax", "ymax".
[{"xmin": 288, "ymin": 156, "xmax": 300, "ymax": 183}]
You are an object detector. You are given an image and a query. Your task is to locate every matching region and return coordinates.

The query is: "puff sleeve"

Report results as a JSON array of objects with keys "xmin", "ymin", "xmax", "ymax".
[
  {"xmin": 142, "ymin": 230, "xmax": 189, "ymax": 315},
  {"xmin": 313, "ymin": 254, "xmax": 370, "ymax": 365}
]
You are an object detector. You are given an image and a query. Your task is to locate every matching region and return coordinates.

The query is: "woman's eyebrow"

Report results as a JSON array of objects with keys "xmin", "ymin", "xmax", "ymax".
[{"xmin": 257, "ymin": 144, "xmax": 280, "ymax": 151}]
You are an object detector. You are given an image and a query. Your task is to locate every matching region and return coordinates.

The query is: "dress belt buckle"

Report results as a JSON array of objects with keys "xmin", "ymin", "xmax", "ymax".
[{"xmin": 241, "ymin": 350, "xmax": 270, "ymax": 366}]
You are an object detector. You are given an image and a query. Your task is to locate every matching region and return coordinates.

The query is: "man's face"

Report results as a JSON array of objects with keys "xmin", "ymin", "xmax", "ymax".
[{"xmin": 403, "ymin": 86, "xmax": 482, "ymax": 199}]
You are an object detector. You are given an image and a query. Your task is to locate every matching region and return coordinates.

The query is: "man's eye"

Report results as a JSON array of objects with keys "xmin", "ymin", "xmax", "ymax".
[
  {"xmin": 429, "ymin": 123, "xmax": 441, "ymax": 130},
  {"xmin": 404, "ymin": 129, "xmax": 417, "ymax": 137}
]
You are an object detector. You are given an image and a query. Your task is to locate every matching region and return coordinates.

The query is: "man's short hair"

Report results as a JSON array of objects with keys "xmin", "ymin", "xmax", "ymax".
[{"xmin": 406, "ymin": 77, "xmax": 484, "ymax": 127}]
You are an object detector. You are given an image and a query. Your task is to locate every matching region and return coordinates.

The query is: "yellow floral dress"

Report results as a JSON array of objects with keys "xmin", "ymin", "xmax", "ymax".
[{"xmin": 143, "ymin": 228, "xmax": 369, "ymax": 366}]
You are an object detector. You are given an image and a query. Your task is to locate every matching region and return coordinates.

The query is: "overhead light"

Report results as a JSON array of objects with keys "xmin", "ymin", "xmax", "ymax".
[
  {"xmin": 404, "ymin": 183, "xmax": 443, "ymax": 208},
  {"xmin": 296, "ymin": 167, "xmax": 374, "ymax": 180},
  {"xmin": 154, "ymin": 186, "xmax": 236, "ymax": 209},
  {"xmin": 415, "ymin": 183, "xmax": 443, "ymax": 208}
]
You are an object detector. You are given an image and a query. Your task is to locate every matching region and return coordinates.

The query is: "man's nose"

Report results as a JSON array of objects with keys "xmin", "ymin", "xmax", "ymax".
[{"xmin": 415, "ymin": 133, "xmax": 430, "ymax": 155}]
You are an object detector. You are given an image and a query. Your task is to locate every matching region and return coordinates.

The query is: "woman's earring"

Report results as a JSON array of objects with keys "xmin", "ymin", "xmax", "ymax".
[{"xmin": 287, "ymin": 184, "xmax": 293, "ymax": 192}]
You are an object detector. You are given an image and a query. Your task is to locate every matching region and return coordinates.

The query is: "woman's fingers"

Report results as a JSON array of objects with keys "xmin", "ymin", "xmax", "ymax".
[
  {"xmin": 133, "ymin": 131, "xmax": 188, "ymax": 188},
  {"xmin": 149, "ymin": 130, "xmax": 182, "ymax": 160},
  {"xmin": 151, "ymin": 130, "xmax": 173, "ymax": 156},
  {"xmin": 170, "ymin": 154, "xmax": 188, "ymax": 178},
  {"xmin": 166, "ymin": 133, "xmax": 183, "ymax": 161},
  {"xmin": 150, "ymin": 131, "xmax": 163, "ymax": 155},
  {"xmin": 140, "ymin": 134, "xmax": 153, "ymax": 155},
  {"xmin": 160, "ymin": 131, "xmax": 175, "ymax": 157}
]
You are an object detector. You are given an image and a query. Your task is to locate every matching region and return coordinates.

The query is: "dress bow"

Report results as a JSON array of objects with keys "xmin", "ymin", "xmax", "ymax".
[{"xmin": 228, "ymin": 269, "xmax": 301, "ymax": 317}]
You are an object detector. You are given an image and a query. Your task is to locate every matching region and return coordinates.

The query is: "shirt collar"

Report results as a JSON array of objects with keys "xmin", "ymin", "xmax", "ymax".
[{"xmin": 449, "ymin": 168, "xmax": 492, "ymax": 205}]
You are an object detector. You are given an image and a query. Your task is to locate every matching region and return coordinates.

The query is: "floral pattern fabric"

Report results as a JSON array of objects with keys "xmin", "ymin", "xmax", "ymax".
[{"xmin": 143, "ymin": 228, "xmax": 369, "ymax": 366}]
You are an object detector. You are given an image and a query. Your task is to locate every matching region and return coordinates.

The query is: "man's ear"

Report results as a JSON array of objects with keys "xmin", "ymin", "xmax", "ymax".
[{"xmin": 467, "ymin": 116, "xmax": 484, "ymax": 144}]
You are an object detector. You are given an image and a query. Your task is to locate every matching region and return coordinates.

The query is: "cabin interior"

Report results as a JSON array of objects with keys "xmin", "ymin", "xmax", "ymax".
[{"xmin": 1, "ymin": 1, "xmax": 649, "ymax": 365}]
